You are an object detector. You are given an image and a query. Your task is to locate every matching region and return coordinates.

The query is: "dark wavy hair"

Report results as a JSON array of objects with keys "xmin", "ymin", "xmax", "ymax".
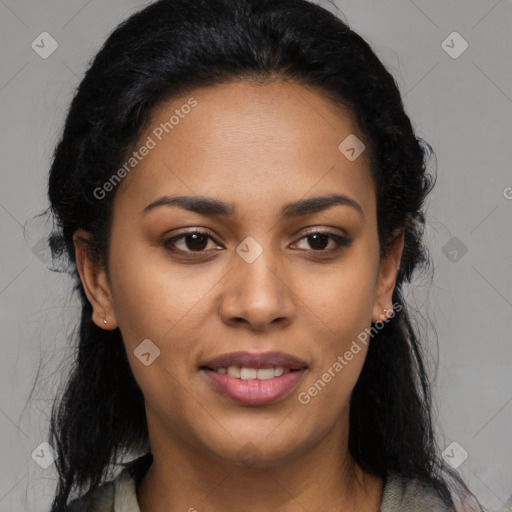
[{"xmin": 43, "ymin": 0, "xmax": 482, "ymax": 510}]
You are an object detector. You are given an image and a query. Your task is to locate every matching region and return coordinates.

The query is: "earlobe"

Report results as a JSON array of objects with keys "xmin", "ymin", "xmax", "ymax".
[
  {"xmin": 371, "ymin": 229, "xmax": 404, "ymax": 324},
  {"xmin": 73, "ymin": 229, "xmax": 119, "ymax": 330}
]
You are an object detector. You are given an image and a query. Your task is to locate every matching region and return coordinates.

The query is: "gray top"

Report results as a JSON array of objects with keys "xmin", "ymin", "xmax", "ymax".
[{"xmin": 66, "ymin": 453, "xmax": 455, "ymax": 512}]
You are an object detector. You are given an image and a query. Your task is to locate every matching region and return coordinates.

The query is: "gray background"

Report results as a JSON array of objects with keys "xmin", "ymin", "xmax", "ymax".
[{"xmin": 1, "ymin": 0, "xmax": 511, "ymax": 510}]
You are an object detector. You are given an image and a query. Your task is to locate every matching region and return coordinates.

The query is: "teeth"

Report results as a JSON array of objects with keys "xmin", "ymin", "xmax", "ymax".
[
  {"xmin": 274, "ymin": 366, "xmax": 285, "ymax": 377},
  {"xmin": 240, "ymin": 368, "xmax": 257, "ymax": 380},
  {"xmin": 227, "ymin": 366, "xmax": 241, "ymax": 378},
  {"xmin": 257, "ymin": 368, "xmax": 276, "ymax": 380},
  {"xmin": 218, "ymin": 366, "xmax": 288, "ymax": 380}
]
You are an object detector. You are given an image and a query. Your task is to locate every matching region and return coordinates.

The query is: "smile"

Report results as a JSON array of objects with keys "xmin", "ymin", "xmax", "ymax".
[
  {"xmin": 200, "ymin": 367, "xmax": 307, "ymax": 406},
  {"xmin": 210, "ymin": 366, "xmax": 290, "ymax": 380}
]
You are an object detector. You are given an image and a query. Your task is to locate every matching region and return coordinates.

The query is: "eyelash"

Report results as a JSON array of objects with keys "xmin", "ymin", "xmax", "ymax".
[{"xmin": 163, "ymin": 229, "xmax": 351, "ymax": 257}]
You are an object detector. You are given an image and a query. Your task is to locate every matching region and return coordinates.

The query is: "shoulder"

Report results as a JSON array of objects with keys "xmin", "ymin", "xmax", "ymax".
[
  {"xmin": 380, "ymin": 471, "xmax": 455, "ymax": 512},
  {"xmin": 66, "ymin": 479, "xmax": 116, "ymax": 512},
  {"xmin": 65, "ymin": 453, "xmax": 153, "ymax": 512}
]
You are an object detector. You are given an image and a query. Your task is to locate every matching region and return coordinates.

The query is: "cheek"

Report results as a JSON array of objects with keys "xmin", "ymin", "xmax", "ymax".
[
  {"xmin": 108, "ymin": 243, "xmax": 216, "ymax": 345},
  {"xmin": 296, "ymin": 292, "xmax": 371, "ymax": 422},
  {"xmin": 294, "ymin": 251, "xmax": 377, "ymax": 407},
  {"xmin": 107, "ymin": 247, "xmax": 222, "ymax": 400},
  {"xmin": 304, "ymin": 259, "xmax": 377, "ymax": 343}
]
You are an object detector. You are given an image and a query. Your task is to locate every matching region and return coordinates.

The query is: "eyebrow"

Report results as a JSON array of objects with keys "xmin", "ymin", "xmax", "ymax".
[{"xmin": 142, "ymin": 193, "xmax": 364, "ymax": 219}]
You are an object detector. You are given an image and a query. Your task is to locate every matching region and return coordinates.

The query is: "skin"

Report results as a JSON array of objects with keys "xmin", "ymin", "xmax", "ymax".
[{"xmin": 74, "ymin": 79, "xmax": 404, "ymax": 512}]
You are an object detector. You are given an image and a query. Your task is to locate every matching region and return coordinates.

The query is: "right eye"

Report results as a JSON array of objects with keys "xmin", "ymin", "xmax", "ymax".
[{"xmin": 163, "ymin": 230, "xmax": 223, "ymax": 255}]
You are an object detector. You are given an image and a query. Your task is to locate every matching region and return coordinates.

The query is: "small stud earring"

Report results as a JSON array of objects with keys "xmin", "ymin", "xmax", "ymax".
[{"xmin": 103, "ymin": 316, "xmax": 108, "ymax": 325}]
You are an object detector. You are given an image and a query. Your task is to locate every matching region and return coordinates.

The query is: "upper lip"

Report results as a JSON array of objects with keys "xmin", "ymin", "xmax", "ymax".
[{"xmin": 200, "ymin": 351, "xmax": 308, "ymax": 370}]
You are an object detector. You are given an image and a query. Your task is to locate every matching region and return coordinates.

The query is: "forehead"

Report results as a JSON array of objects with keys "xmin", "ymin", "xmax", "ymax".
[{"xmin": 113, "ymin": 79, "xmax": 375, "ymax": 220}]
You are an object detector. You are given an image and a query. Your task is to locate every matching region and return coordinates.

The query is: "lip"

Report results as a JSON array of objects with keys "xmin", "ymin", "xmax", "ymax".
[
  {"xmin": 201, "ymin": 367, "xmax": 307, "ymax": 405},
  {"xmin": 199, "ymin": 351, "xmax": 308, "ymax": 406},
  {"xmin": 200, "ymin": 350, "xmax": 308, "ymax": 371}
]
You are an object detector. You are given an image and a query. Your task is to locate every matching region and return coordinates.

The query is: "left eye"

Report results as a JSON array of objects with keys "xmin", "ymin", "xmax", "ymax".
[
  {"xmin": 294, "ymin": 231, "xmax": 351, "ymax": 252},
  {"xmin": 163, "ymin": 230, "xmax": 351, "ymax": 255}
]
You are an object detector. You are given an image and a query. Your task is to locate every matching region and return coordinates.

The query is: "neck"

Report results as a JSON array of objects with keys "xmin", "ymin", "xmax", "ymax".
[{"xmin": 137, "ymin": 413, "xmax": 383, "ymax": 512}]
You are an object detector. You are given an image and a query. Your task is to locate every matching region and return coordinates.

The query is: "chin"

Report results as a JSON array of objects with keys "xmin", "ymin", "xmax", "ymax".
[{"xmin": 206, "ymin": 435, "xmax": 309, "ymax": 469}]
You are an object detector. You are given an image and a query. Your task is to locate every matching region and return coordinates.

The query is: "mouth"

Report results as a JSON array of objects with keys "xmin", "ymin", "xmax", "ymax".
[
  {"xmin": 199, "ymin": 351, "xmax": 308, "ymax": 405},
  {"xmin": 199, "ymin": 350, "xmax": 308, "ymax": 373},
  {"xmin": 199, "ymin": 365, "xmax": 299, "ymax": 380}
]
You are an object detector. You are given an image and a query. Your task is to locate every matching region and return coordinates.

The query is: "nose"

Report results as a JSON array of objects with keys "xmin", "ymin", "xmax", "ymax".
[{"xmin": 218, "ymin": 248, "xmax": 295, "ymax": 331}]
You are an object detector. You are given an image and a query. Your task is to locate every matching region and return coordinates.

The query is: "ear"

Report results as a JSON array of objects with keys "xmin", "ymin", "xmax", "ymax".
[
  {"xmin": 371, "ymin": 229, "xmax": 404, "ymax": 323},
  {"xmin": 73, "ymin": 229, "xmax": 119, "ymax": 330}
]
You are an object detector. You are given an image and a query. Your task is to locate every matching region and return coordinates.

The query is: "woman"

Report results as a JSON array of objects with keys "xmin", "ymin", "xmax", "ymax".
[{"xmin": 45, "ymin": 0, "xmax": 483, "ymax": 510}]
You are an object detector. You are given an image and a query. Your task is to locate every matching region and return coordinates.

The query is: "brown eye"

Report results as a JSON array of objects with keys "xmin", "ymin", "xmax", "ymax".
[
  {"xmin": 294, "ymin": 231, "xmax": 351, "ymax": 252},
  {"xmin": 305, "ymin": 233, "xmax": 330, "ymax": 251},
  {"xmin": 164, "ymin": 230, "xmax": 219, "ymax": 254}
]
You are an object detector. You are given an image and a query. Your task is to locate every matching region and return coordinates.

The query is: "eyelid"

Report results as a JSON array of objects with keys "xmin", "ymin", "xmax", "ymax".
[
  {"xmin": 298, "ymin": 226, "xmax": 349, "ymax": 238},
  {"xmin": 293, "ymin": 230, "xmax": 351, "ymax": 250},
  {"xmin": 163, "ymin": 228, "xmax": 222, "ymax": 249}
]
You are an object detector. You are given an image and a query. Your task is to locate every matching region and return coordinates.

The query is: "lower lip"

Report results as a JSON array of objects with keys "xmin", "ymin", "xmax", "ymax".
[{"xmin": 201, "ymin": 369, "xmax": 306, "ymax": 405}]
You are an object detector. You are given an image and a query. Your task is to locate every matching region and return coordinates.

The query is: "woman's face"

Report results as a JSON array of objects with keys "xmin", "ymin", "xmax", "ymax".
[{"xmin": 76, "ymin": 79, "xmax": 402, "ymax": 467}]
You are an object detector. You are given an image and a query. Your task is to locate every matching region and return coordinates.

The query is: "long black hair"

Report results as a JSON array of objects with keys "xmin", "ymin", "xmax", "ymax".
[{"xmin": 44, "ymin": 0, "xmax": 482, "ymax": 510}]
